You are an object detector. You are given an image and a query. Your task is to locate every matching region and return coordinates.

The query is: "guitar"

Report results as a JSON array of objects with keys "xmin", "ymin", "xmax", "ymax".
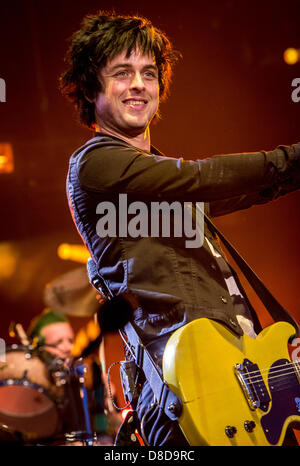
[{"xmin": 162, "ymin": 318, "xmax": 300, "ymax": 446}]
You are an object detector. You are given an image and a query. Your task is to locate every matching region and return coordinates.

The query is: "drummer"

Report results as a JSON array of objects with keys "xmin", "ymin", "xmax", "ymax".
[
  {"xmin": 28, "ymin": 309, "xmax": 74, "ymax": 361},
  {"xmin": 28, "ymin": 309, "xmax": 90, "ymax": 439}
]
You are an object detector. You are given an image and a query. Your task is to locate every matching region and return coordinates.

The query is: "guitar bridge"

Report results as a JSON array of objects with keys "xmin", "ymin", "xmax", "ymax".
[{"xmin": 235, "ymin": 359, "xmax": 270, "ymax": 412}]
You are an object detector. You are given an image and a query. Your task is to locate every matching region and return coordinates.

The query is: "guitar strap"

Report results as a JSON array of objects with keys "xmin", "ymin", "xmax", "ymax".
[{"xmin": 203, "ymin": 211, "xmax": 299, "ymax": 341}]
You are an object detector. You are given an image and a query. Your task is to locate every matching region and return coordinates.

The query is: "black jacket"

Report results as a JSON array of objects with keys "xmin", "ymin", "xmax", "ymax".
[{"xmin": 67, "ymin": 133, "xmax": 300, "ymax": 341}]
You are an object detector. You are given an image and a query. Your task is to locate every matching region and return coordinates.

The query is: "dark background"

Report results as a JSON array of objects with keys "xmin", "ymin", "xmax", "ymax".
[{"xmin": 0, "ymin": 0, "xmax": 299, "ymax": 398}]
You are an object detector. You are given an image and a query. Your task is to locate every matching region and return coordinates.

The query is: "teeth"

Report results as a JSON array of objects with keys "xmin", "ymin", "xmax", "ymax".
[{"xmin": 125, "ymin": 100, "xmax": 146, "ymax": 105}]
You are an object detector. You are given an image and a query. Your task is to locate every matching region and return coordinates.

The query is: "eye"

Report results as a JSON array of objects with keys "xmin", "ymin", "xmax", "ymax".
[
  {"xmin": 115, "ymin": 70, "xmax": 129, "ymax": 78},
  {"xmin": 144, "ymin": 71, "xmax": 157, "ymax": 79}
]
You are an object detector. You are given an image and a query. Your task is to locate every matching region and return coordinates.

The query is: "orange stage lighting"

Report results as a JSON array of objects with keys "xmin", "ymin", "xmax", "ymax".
[
  {"xmin": 86, "ymin": 319, "xmax": 100, "ymax": 340},
  {"xmin": 0, "ymin": 143, "xmax": 14, "ymax": 174},
  {"xmin": 72, "ymin": 319, "xmax": 100, "ymax": 357},
  {"xmin": 283, "ymin": 48, "xmax": 300, "ymax": 65},
  {"xmin": 72, "ymin": 327, "xmax": 89, "ymax": 357},
  {"xmin": 0, "ymin": 243, "xmax": 18, "ymax": 279},
  {"xmin": 57, "ymin": 243, "xmax": 90, "ymax": 263}
]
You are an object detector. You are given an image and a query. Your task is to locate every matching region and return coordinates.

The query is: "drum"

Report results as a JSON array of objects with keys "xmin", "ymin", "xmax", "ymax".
[
  {"xmin": 0, "ymin": 424, "xmax": 23, "ymax": 444},
  {"xmin": 0, "ymin": 344, "xmax": 65, "ymax": 441},
  {"xmin": 46, "ymin": 431, "xmax": 114, "ymax": 446}
]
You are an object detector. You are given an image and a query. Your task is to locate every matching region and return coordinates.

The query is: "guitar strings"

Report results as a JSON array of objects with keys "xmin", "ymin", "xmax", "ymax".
[
  {"xmin": 239, "ymin": 363, "xmax": 300, "ymax": 389},
  {"xmin": 238, "ymin": 360, "xmax": 299, "ymax": 379},
  {"xmin": 241, "ymin": 365, "xmax": 298, "ymax": 382},
  {"xmin": 244, "ymin": 373, "xmax": 297, "ymax": 387},
  {"xmin": 242, "ymin": 362, "xmax": 297, "ymax": 379}
]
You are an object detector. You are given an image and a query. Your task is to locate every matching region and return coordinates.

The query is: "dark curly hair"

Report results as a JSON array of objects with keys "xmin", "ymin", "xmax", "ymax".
[{"xmin": 59, "ymin": 11, "xmax": 181, "ymax": 130}]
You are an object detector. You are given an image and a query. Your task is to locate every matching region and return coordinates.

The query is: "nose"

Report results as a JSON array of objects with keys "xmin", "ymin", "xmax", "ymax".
[
  {"xmin": 59, "ymin": 340, "xmax": 73, "ymax": 356},
  {"xmin": 130, "ymin": 72, "xmax": 145, "ymax": 91}
]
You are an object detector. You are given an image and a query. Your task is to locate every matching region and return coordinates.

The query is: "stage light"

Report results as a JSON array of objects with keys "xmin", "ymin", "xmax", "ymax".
[
  {"xmin": 283, "ymin": 48, "xmax": 300, "ymax": 65},
  {"xmin": 72, "ymin": 328, "xmax": 89, "ymax": 357},
  {"xmin": 0, "ymin": 243, "xmax": 18, "ymax": 279},
  {"xmin": 57, "ymin": 243, "xmax": 90, "ymax": 263},
  {"xmin": 0, "ymin": 143, "xmax": 14, "ymax": 174},
  {"xmin": 86, "ymin": 320, "xmax": 100, "ymax": 340},
  {"xmin": 72, "ymin": 319, "xmax": 101, "ymax": 357}
]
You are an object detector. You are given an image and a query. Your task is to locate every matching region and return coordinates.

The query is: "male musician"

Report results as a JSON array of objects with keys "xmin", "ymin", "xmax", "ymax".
[
  {"xmin": 28, "ymin": 308, "xmax": 117, "ymax": 443},
  {"xmin": 60, "ymin": 12, "xmax": 300, "ymax": 445},
  {"xmin": 29, "ymin": 308, "xmax": 74, "ymax": 360}
]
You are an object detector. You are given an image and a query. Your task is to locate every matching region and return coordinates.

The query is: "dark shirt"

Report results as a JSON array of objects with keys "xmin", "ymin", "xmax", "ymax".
[{"xmin": 67, "ymin": 133, "xmax": 300, "ymax": 342}]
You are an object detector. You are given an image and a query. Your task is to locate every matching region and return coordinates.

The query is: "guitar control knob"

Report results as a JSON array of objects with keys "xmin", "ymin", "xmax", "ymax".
[
  {"xmin": 244, "ymin": 420, "xmax": 256, "ymax": 432},
  {"xmin": 225, "ymin": 426, "xmax": 237, "ymax": 438}
]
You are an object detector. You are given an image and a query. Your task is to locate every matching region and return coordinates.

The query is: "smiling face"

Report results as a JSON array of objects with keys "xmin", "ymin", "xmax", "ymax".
[{"xmin": 93, "ymin": 48, "xmax": 160, "ymax": 140}]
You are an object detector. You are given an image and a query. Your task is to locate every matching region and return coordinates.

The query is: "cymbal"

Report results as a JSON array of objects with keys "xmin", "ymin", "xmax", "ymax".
[{"xmin": 43, "ymin": 267, "xmax": 100, "ymax": 317}]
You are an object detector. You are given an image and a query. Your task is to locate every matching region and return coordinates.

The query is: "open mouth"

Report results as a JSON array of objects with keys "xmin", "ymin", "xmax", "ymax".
[{"xmin": 122, "ymin": 99, "xmax": 148, "ymax": 109}]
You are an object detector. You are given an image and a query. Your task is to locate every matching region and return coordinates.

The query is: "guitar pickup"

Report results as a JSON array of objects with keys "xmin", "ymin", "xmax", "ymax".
[{"xmin": 235, "ymin": 358, "xmax": 271, "ymax": 412}]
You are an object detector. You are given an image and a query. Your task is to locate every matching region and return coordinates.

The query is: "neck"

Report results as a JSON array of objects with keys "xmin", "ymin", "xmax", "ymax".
[{"xmin": 95, "ymin": 125, "xmax": 151, "ymax": 152}]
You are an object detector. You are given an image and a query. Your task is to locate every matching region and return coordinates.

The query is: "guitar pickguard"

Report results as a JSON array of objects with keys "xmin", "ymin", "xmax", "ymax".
[{"xmin": 261, "ymin": 359, "xmax": 300, "ymax": 445}]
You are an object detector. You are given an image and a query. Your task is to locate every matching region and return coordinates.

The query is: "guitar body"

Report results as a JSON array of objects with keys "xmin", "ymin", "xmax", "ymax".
[{"xmin": 162, "ymin": 318, "xmax": 300, "ymax": 446}]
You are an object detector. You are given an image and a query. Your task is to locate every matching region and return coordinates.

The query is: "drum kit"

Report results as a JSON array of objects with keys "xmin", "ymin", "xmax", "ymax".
[{"xmin": 0, "ymin": 267, "xmax": 116, "ymax": 446}]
